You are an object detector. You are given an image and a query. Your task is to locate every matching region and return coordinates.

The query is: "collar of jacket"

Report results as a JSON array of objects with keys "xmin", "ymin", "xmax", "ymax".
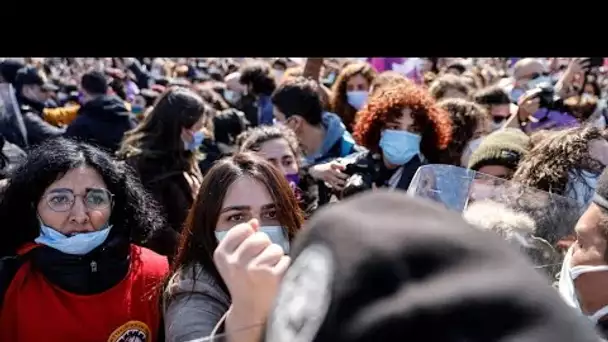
[{"xmin": 30, "ymin": 234, "xmax": 130, "ymax": 295}]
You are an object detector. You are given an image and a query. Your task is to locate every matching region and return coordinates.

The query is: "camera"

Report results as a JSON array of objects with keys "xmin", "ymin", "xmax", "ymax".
[
  {"xmin": 338, "ymin": 157, "xmax": 378, "ymax": 199},
  {"xmin": 531, "ymin": 84, "xmax": 568, "ymax": 113}
]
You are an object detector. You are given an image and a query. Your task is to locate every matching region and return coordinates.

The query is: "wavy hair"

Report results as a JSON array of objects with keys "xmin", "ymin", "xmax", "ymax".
[
  {"xmin": 0, "ymin": 138, "xmax": 166, "ymax": 255},
  {"xmin": 512, "ymin": 126, "xmax": 608, "ymax": 194},
  {"xmin": 353, "ymin": 83, "xmax": 452, "ymax": 162},
  {"xmin": 330, "ymin": 62, "xmax": 376, "ymax": 129}
]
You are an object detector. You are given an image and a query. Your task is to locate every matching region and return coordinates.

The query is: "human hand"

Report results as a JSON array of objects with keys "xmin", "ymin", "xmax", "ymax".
[
  {"xmin": 214, "ymin": 219, "xmax": 290, "ymax": 322},
  {"xmin": 309, "ymin": 161, "xmax": 349, "ymax": 190}
]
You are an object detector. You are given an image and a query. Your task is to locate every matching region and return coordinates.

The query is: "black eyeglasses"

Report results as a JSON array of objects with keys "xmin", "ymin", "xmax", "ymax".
[{"xmin": 43, "ymin": 188, "xmax": 114, "ymax": 212}]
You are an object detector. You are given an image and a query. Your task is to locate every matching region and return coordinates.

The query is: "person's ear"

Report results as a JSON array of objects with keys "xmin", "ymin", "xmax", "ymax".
[{"xmin": 286, "ymin": 116, "xmax": 302, "ymax": 133}]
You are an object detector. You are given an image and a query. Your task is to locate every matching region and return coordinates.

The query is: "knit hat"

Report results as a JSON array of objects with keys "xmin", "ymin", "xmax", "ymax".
[
  {"xmin": 468, "ymin": 128, "xmax": 531, "ymax": 172},
  {"xmin": 263, "ymin": 191, "xmax": 601, "ymax": 342}
]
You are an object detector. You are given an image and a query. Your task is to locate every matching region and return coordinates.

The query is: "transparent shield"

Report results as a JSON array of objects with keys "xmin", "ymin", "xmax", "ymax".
[{"xmin": 406, "ymin": 164, "xmax": 585, "ymax": 276}]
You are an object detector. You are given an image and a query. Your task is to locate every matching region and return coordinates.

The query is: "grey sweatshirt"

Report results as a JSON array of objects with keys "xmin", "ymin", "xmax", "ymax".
[{"xmin": 164, "ymin": 264, "xmax": 231, "ymax": 342}]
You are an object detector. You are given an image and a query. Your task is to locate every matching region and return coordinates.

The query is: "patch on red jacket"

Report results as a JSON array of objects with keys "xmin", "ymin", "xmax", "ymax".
[{"xmin": 107, "ymin": 320, "xmax": 150, "ymax": 342}]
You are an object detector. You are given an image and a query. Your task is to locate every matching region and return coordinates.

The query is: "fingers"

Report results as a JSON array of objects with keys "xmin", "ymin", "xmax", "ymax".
[
  {"xmin": 272, "ymin": 256, "xmax": 291, "ymax": 276},
  {"xmin": 328, "ymin": 171, "xmax": 347, "ymax": 190},
  {"xmin": 234, "ymin": 232, "xmax": 273, "ymax": 263},
  {"xmin": 330, "ymin": 162, "xmax": 345, "ymax": 171},
  {"xmin": 252, "ymin": 243, "xmax": 284, "ymax": 267},
  {"xmin": 333, "ymin": 168, "xmax": 349, "ymax": 180},
  {"xmin": 215, "ymin": 222, "xmax": 256, "ymax": 255}
]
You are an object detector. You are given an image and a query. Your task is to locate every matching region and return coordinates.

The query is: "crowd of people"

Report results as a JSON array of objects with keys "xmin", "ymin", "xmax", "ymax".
[{"xmin": 0, "ymin": 56, "xmax": 608, "ymax": 341}]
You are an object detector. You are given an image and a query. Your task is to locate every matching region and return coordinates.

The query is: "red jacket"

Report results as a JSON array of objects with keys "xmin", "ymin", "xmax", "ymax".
[{"xmin": 0, "ymin": 244, "xmax": 168, "ymax": 342}]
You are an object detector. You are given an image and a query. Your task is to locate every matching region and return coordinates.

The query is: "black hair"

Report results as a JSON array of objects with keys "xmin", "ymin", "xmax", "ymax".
[
  {"xmin": 239, "ymin": 61, "xmax": 276, "ymax": 97},
  {"xmin": 473, "ymin": 85, "xmax": 511, "ymax": 107},
  {"xmin": 213, "ymin": 108, "xmax": 250, "ymax": 146},
  {"xmin": 109, "ymin": 78, "xmax": 127, "ymax": 100},
  {"xmin": 271, "ymin": 76, "xmax": 323, "ymax": 126},
  {"xmin": 0, "ymin": 138, "xmax": 166, "ymax": 255},
  {"xmin": 81, "ymin": 71, "xmax": 109, "ymax": 95}
]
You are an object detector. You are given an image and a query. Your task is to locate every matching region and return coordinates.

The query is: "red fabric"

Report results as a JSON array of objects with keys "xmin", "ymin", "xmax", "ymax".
[{"xmin": 0, "ymin": 245, "xmax": 169, "ymax": 342}]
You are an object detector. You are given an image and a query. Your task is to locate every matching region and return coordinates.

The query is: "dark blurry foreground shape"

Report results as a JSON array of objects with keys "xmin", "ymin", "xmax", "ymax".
[{"xmin": 263, "ymin": 191, "xmax": 601, "ymax": 342}]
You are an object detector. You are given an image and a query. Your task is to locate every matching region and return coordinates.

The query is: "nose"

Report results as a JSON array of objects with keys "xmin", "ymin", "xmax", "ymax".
[{"xmin": 69, "ymin": 197, "xmax": 92, "ymax": 230}]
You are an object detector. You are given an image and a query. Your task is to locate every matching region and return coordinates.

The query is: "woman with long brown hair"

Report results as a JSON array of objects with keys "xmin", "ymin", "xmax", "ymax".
[
  {"xmin": 330, "ymin": 62, "xmax": 376, "ymax": 131},
  {"xmin": 116, "ymin": 87, "xmax": 210, "ymax": 258},
  {"xmin": 163, "ymin": 153, "xmax": 303, "ymax": 342}
]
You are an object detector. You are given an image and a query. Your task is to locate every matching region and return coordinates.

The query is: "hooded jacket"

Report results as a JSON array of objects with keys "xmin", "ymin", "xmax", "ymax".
[
  {"xmin": 303, "ymin": 112, "xmax": 365, "ymax": 205},
  {"xmin": 65, "ymin": 95, "xmax": 136, "ymax": 153},
  {"xmin": 304, "ymin": 112, "xmax": 361, "ymax": 166}
]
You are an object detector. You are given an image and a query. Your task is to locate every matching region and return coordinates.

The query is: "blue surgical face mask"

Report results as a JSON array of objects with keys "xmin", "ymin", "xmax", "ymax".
[
  {"xmin": 511, "ymin": 88, "xmax": 525, "ymax": 103},
  {"xmin": 379, "ymin": 129, "xmax": 421, "ymax": 166},
  {"xmin": 461, "ymin": 137, "xmax": 484, "ymax": 167},
  {"xmin": 184, "ymin": 131, "xmax": 205, "ymax": 151},
  {"xmin": 35, "ymin": 221, "xmax": 113, "ymax": 255},
  {"xmin": 224, "ymin": 89, "xmax": 240, "ymax": 104},
  {"xmin": 527, "ymin": 75, "xmax": 552, "ymax": 90},
  {"xmin": 215, "ymin": 225, "xmax": 290, "ymax": 254},
  {"xmin": 346, "ymin": 91, "xmax": 368, "ymax": 110},
  {"xmin": 566, "ymin": 170, "xmax": 600, "ymax": 208}
]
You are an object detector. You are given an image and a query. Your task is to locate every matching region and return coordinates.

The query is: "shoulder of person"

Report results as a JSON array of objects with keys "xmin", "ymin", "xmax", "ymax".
[
  {"xmin": 131, "ymin": 245, "xmax": 169, "ymax": 278},
  {"xmin": 164, "ymin": 263, "xmax": 228, "ymax": 303}
]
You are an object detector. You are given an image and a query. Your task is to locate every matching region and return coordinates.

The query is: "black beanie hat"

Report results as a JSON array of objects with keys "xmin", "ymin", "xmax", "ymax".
[
  {"xmin": 263, "ymin": 191, "xmax": 601, "ymax": 342},
  {"xmin": 468, "ymin": 128, "xmax": 531, "ymax": 172}
]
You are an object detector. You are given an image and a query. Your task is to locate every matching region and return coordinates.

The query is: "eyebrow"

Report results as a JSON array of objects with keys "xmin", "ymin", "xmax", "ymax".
[
  {"xmin": 47, "ymin": 187, "xmax": 105, "ymax": 194},
  {"xmin": 220, "ymin": 203, "xmax": 275, "ymax": 213},
  {"xmin": 48, "ymin": 188, "xmax": 72, "ymax": 193}
]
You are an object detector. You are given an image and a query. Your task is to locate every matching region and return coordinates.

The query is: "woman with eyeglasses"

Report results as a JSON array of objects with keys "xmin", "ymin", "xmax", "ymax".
[{"xmin": 0, "ymin": 138, "xmax": 169, "ymax": 342}]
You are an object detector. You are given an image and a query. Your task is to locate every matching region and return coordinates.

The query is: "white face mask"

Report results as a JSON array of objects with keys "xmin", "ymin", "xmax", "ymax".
[
  {"xmin": 461, "ymin": 137, "xmax": 484, "ymax": 167},
  {"xmin": 215, "ymin": 225, "xmax": 290, "ymax": 254},
  {"xmin": 558, "ymin": 247, "xmax": 608, "ymax": 323},
  {"xmin": 273, "ymin": 69, "xmax": 285, "ymax": 83}
]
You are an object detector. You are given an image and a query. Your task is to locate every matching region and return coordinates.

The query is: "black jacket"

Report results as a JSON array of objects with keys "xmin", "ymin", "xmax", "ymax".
[
  {"xmin": 17, "ymin": 95, "xmax": 64, "ymax": 148},
  {"xmin": 65, "ymin": 95, "xmax": 136, "ymax": 153},
  {"xmin": 304, "ymin": 136, "xmax": 365, "ymax": 206},
  {"xmin": 339, "ymin": 151, "xmax": 424, "ymax": 198},
  {"xmin": 0, "ymin": 135, "xmax": 26, "ymax": 178}
]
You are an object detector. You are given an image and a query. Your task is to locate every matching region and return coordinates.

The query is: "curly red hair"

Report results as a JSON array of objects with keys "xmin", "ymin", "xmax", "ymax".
[{"xmin": 353, "ymin": 83, "xmax": 452, "ymax": 163}]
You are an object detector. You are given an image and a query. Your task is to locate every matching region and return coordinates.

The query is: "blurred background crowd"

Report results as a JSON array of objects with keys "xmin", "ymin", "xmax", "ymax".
[{"xmin": 2, "ymin": 56, "xmax": 608, "ymax": 342}]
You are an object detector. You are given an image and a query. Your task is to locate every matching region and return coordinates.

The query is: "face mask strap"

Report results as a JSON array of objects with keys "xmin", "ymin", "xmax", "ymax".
[
  {"xmin": 571, "ymin": 265, "xmax": 608, "ymax": 280},
  {"xmin": 590, "ymin": 305, "xmax": 608, "ymax": 323}
]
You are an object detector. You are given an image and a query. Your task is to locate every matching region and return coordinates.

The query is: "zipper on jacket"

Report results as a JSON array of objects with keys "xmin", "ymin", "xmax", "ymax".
[{"xmin": 90, "ymin": 260, "xmax": 98, "ymax": 273}]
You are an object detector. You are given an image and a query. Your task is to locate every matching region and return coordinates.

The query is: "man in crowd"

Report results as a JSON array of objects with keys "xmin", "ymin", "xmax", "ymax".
[
  {"xmin": 559, "ymin": 166, "xmax": 608, "ymax": 336},
  {"xmin": 271, "ymin": 76, "xmax": 364, "ymax": 204},
  {"xmin": 65, "ymin": 70, "xmax": 136, "ymax": 153},
  {"xmin": 14, "ymin": 67, "xmax": 65, "ymax": 146}
]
